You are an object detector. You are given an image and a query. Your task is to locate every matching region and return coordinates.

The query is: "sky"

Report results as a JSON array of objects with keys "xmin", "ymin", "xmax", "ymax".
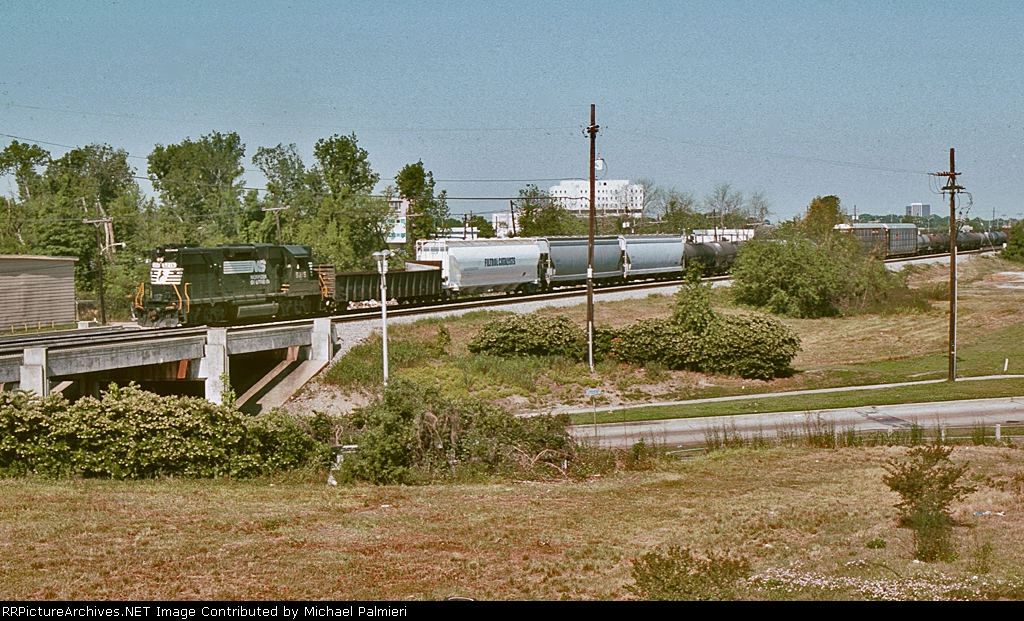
[{"xmin": 2, "ymin": 0, "xmax": 1023, "ymax": 222}]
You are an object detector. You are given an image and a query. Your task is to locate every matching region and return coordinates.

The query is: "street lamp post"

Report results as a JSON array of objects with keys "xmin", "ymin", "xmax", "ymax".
[{"xmin": 372, "ymin": 250, "xmax": 393, "ymax": 386}]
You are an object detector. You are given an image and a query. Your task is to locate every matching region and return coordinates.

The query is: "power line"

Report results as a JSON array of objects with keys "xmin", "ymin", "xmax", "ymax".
[{"xmin": 3, "ymin": 103, "xmax": 578, "ymax": 133}]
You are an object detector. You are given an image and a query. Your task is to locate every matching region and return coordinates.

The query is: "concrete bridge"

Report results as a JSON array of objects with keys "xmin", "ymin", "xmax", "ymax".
[{"xmin": 0, "ymin": 318, "xmax": 336, "ymax": 413}]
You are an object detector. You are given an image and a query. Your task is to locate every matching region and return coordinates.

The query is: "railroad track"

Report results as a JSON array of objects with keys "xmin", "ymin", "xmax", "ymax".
[{"xmin": 0, "ymin": 249, "xmax": 994, "ymax": 356}]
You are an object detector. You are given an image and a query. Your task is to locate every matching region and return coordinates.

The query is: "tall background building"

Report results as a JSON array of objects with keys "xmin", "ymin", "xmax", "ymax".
[
  {"xmin": 549, "ymin": 179, "xmax": 644, "ymax": 217},
  {"xmin": 906, "ymin": 203, "xmax": 930, "ymax": 218}
]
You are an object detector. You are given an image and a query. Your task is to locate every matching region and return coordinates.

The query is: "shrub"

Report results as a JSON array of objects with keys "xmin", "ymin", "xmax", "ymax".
[
  {"xmin": 1001, "ymin": 221, "xmax": 1024, "ymax": 263},
  {"xmin": 467, "ymin": 314, "xmax": 585, "ymax": 360},
  {"xmin": 338, "ymin": 377, "xmax": 578, "ymax": 484},
  {"xmin": 0, "ymin": 384, "xmax": 327, "ymax": 479},
  {"xmin": 732, "ymin": 232, "xmax": 915, "ymax": 318},
  {"xmin": 883, "ymin": 445, "xmax": 974, "ymax": 561},
  {"xmin": 627, "ymin": 546, "xmax": 750, "ymax": 600},
  {"xmin": 601, "ymin": 314, "xmax": 799, "ymax": 381}
]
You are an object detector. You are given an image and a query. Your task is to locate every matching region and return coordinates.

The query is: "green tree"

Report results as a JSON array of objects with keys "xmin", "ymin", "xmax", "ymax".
[
  {"xmin": 396, "ymin": 161, "xmax": 449, "ymax": 246},
  {"xmin": 801, "ymin": 195, "xmax": 844, "ymax": 240},
  {"xmin": 514, "ymin": 184, "xmax": 586, "ymax": 237},
  {"xmin": 1001, "ymin": 220, "xmax": 1024, "ymax": 263},
  {"xmin": 313, "ymin": 133, "xmax": 379, "ymax": 197},
  {"xmin": 147, "ymin": 131, "xmax": 246, "ymax": 245},
  {"xmin": 469, "ymin": 214, "xmax": 495, "ymax": 238},
  {"xmin": 660, "ymin": 190, "xmax": 703, "ymax": 234},
  {"xmin": 0, "ymin": 141, "xmax": 50, "ymax": 201}
]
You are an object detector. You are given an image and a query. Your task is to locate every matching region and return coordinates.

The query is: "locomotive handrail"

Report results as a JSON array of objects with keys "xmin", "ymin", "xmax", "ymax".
[
  {"xmin": 184, "ymin": 282, "xmax": 191, "ymax": 314},
  {"xmin": 133, "ymin": 282, "xmax": 146, "ymax": 309},
  {"xmin": 171, "ymin": 283, "xmax": 183, "ymax": 313}
]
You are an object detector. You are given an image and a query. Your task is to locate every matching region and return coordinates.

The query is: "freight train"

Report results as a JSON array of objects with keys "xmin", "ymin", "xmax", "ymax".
[
  {"xmin": 133, "ymin": 225, "xmax": 1007, "ymax": 328},
  {"xmin": 132, "ymin": 235, "xmax": 740, "ymax": 327},
  {"xmin": 837, "ymin": 223, "xmax": 1007, "ymax": 258}
]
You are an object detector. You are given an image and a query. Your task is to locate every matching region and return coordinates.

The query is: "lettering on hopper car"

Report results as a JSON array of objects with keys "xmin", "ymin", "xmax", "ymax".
[{"xmin": 483, "ymin": 257, "xmax": 516, "ymax": 267}]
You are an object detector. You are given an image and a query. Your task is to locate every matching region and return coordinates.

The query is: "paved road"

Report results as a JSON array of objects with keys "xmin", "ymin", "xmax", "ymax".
[{"xmin": 571, "ymin": 396, "xmax": 1024, "ymax": 449}]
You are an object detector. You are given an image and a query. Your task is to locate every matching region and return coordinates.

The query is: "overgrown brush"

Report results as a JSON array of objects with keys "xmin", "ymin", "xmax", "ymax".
[
  {"xmin": 0, "ymin": 385, "xmax": 328, "ymax": 479},
  {"xmin": 467, "ymin": 314, "xmax": 585, "ymax": 360},
  {"xmin": 599, "ymin": 270, "xmax": 800, "ymax": 380},
  {"xmin": 334, "ymin": 377, "xmax": 596, "ymax": 484},
  {"xmin": 883, "ymin": 445, "xmax": 974, "ymax": 561},
  {"xmin": 627, "ymin": 546, "xmax": 750, "ymax": 600},
  {"xmin": 732, "ymin": 231, "xmax": 925, "ymax": 318}
]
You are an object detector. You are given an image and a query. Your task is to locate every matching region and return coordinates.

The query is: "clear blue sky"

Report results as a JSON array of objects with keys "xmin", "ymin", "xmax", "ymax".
[{"xmin": 2, "ymin": 1, "xmax": 1022, "ymax": 221}]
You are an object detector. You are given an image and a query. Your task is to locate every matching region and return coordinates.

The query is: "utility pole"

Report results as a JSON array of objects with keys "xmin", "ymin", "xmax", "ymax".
[
  {"xmin": 83, "ymin": 205, "xmax": 113, "ymax": 326},
  {"xmin": 585, "ymin": 104, "xmax": 599, "ymax": 373},
  {"xmin": 509, "ymin": 200, "xmax": 517, "ymax": 237},
  {"xmin": 935, "ymin": 148, "xmax": 964, "ymax": 382},
  {"xmin": 262, "ymin": 201, "xmax": 290, "ymax": 245}
]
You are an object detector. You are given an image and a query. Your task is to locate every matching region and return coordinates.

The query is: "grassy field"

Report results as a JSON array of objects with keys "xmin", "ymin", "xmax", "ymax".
[
  {"xmin": 312, "ymin": 255, "xmax": 1024, "ymax": 418},
  {"xmin": 570, "ymin": 376, "xmax": 1024, "ymax": 425},
  {"xmin": 2, "ymin": 445, "xmax": 1022, "ymax": 600}
]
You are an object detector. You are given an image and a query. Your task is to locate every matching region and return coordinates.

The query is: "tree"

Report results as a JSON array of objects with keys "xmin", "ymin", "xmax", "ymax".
[
  {"xmin": 313, "ymin": 133, "xmax": 379, "ymax": 197},
  {"xmin": 514, "ymin": 184, "xmax": 586, "ymax": 237},
  {"xmin": 469, "ymin": 214, "xmax": 495, "ymax": 238},
  {"xmin": 660, "ymin": 190, "xmax": 701, "ymax": 234},
  {"xmin": 703, "ymin": 182, "xmax": 746, "ymax": 229},
  {"xmin": 747, "ymin": 190, "xmax": 771, "ymax": 226},
  {"xmin": 395, "ymin": 161, "xmax": 449, "ymax": 246},
  {"xmin": 0, "ymin": 141, "xmax": 50, "ymax": 201},
  {"xmin": 801, "ymin": 195, "xmax": 844, "ymax": 241},
  {"xmin": 147, "ymin": 131, "xmax": 246, "ymax": 244},
  {"xmin": 1001, "ymin": 220, "xmax": 1024, "ymax": 263}
]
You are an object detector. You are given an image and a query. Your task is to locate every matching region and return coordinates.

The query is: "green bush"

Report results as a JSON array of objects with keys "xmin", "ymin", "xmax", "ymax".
[
  {"xmin": 600, "ymin": 276, "xmax": 800, "ymax": 380},
  {"xmin": 337, "ymin": 377, "xmax": 577, "ymax": 484},
  {"xmin": 627, "ymin": 546, "xmax": 750, "ymax": 600},
  {"xmin": 883, "ymin": 445, "xmax": 975, "ymax": 561},
  {"xmin": 0, "ymin": 385, "xmax": 327, "ymax": 479},
  {"xmin": 467, "ymin": 314, "xmax": 585, "ymax": 360},
  {"xmin": 1001, "ymin": 221, "xmax": 1024, "ymax": 263},
  {"xmin": 732, "ymin": 233, "xmax": 915, "ymax": 318}
]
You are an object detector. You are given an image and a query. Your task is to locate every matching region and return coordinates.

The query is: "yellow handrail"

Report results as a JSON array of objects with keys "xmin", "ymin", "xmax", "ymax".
[
  {"xmin": 183, "ymin": 282, "xmax": 191, "ymax": 314},
  {"xmin": 318, "ymin": 271, "xmax": 329, "ymax": 299},
  {"xmin": 134, "ymin": 282, "xmax": 146, "ymax": 309},
  {"xmin": 172, "ymin": 284, "xmax": 183, "ymax": 312}
]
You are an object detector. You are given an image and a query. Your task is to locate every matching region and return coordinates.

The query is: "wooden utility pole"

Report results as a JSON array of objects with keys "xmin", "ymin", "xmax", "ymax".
[
  {"xmin": 585, "ymin": 105, "xmax": 599, "ymax": 373},
  {"xmin": 83, "ymin": 209, "xmax": 113, "ymax": 326},
  {"xmin": 935, "ymin": 148, "xmax": 964, "ymax": 381},
  {"xmin": 262, "ymin": 201, "xmax": 290, "ymax": 245}
]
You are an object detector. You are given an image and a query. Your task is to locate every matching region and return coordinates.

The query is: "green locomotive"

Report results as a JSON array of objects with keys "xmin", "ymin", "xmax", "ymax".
[{"xmin": 134, "ymin": 244, "xmax": 330, "ymax": 327}]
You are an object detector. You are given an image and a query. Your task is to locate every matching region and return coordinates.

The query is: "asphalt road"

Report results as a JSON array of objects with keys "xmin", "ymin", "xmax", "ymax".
[{"xmin": 570, "ymin": 396, "xmax": 1024, "ymax": 449}]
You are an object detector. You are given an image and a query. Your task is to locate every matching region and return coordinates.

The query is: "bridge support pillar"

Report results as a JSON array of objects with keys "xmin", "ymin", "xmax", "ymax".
[
  {"xmin": 311, "ymin": 318, "xmax": 334, "ymax": 361},
  {"xmin": 200, "ymin": 328, "xmax": 229, "ymax": 405},
  {"xmin": 20, "ymin": 347, "xmax": 49, "ymax": 397}
]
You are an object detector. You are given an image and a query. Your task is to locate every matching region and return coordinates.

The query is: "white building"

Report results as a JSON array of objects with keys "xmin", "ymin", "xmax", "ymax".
[
  {"xmin": 386, "ymin": 197, "xmax": 411, "ymax": 247},
  {"xmin": 491, "ymin": 211, "xmax": 519, "ymax": 238},
  {"xmin": 906, "ymin": 203, "xmax": 931, "ymax": 218},
  {"xmin": 549, "ymin": 179, "xmax": 644, "ymax": 217}
]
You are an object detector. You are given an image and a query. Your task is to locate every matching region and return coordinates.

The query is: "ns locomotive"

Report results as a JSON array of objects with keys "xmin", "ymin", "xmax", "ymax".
[{"xmin": 133, "ymin": 234, "xmax": 742, "ymax": 328}]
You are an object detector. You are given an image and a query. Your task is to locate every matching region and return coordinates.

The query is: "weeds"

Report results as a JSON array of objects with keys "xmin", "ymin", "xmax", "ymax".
[
  {"xmin": 882, "ymin": 445, "xmax": 974, "ymax": 561},
  {"xmin": 627, "ymin": 546, "xmax": 749, "ymax": 600}
]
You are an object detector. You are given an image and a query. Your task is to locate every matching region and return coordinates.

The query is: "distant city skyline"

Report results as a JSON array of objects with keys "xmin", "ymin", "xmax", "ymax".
[{"xmin": 2, "ymin": 1, "xmax": 1022, "ymax": 221}]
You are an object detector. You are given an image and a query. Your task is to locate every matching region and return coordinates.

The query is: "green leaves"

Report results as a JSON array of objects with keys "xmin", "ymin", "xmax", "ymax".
[
  {"xmin": 0, "ymin": 385, "xmax": 324, "ymax": 479},
  {"xmin": 599, "ymin": 274, "xmax": 801, "ymax": 380},
  {"xmin": 732, "ymin": 232, "xmax": 910, "ymax": 318},
  {"xmin": 467, "ymin": 314, "xmax": 586, "ymax": 360}
]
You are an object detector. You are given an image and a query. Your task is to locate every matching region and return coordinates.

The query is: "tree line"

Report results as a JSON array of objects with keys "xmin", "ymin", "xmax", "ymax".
[
  {"xmin": 0, "ymin": 133, "xmax": 451, "ymax": 315},
  {"xmin": 509, "ymin": 181, "xmax": 771, "ymax": 237}
]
